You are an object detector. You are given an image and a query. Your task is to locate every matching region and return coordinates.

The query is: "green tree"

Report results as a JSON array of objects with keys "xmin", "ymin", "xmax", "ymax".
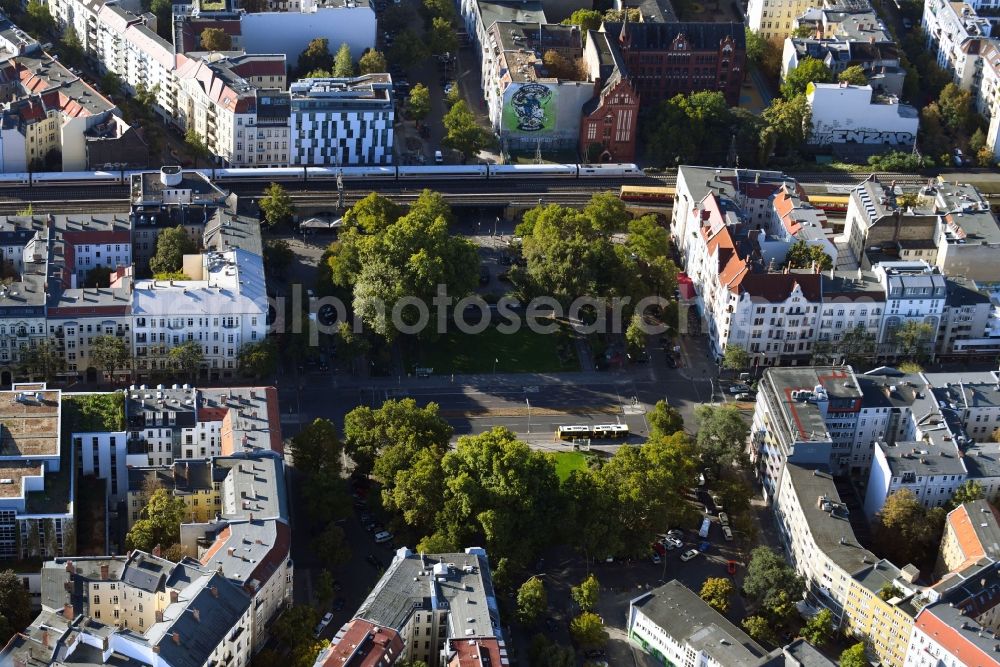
[
  {"xmin": 344, "ymin": 398, "xmax": 452, "ymax": 479},
  {"xmin": 695, "ymin": 405, "xmax": 750, "ymax": 475},
  {"xmin": 169, "ymin": 341, "xmax": 204, "ymax": 380},
  {"xmin": 840, "ymin": 643, "xmax": 868, "ymax": 667},
  {"xmin": 562, "ymin": 8, "xmax": 603, "ymax": 32},
  {"xmin": 644, "ymin": 91, "xmax": 732, "ymax": 167},
  {"xmin": 781, "ymin": 57, "xmax": 833, "ymax": 98},
  {"xmin": 18, "ymin": 340, "xmax": 64, "ymax": 382},
  {"xmin": 947, "ymin": 480, "xmax": 985, "ymax": 510},
  {"xmin": 91, "ymin": 335, "xmax": 131, "ymax": 380},
  {"xmin": 259, "ymin": 182, "xmax": 296, "ymax": 228},
  {"xmin": 315, "ymin": 570, "xmax": 335, "ymax": 607},
  {"xmin": 443, "ymin": 100, "xmax": 494, "ymax": 160},
  {"xmin": 741, "ymin": 615, "xmax": 774, "ymax": 644},
  {"xmin": 408, "ymin": 83, "xmax": 431, "ymax": 125},
  {"xmin": 149, "ymin": 0, "xmax": 172, "ymax": 37},
  {"xmin": 892, "ymin": 320, "xmax": 934, "ymax": 359},
  {"xmin": 626, "ymin": 313, "xmax": 646, "ymax": 352},
  {"xmin": 699, "ymin": 577, "xmax": 735, "ymax": 613},
  {"xmin": 125, "ymin": 488, "xmax": 187, "ymax": 551},
  {"xmin": 184, "ymin": 127, "xmax": 210, "ymax": 167},
  {"xmin": 721, "ymin": 344, "xmax": 751, "ymax": 372},
  {"xmin": 99, "ymin": 71, "xmax": 122, "ymax": 98},
  {"xmin": 598, "ymin": 432, "xmax": 699, "ymax": 556},
  {"xmin": 937, "ymin": 83, "xmax": 974, "ymax": 134},
  {"xmin": 836, "ymin": 324, "xmax": 877, "ymax": 367},
  {"xmin": 785, "ymin": 240, "xmax": 833, "ymax": 271},
  {"xmin": 24, "ymin": 0, "xmax": 54, "ymax": 34},
  {"xmin": 333, "ymin": 42, "xmax": 354, "ymax": 77},
  {"xmin": 389, "ymin": 30, "xmax": 428, "ymax": 68},
  {"xmin": 149, "ymin": 226, "xmax": 196, "ymax": 275},
  {"xmin": 569, "ymin": 612, "xmax": 608, "ymax": 649},
  {"xmin": 744, "ymin": 27, "xmax": 765, "ymax": 66},
  {"xmin": 272, "ymin": 606, "xmax": 331, "ymax": 667},
  {"xmin": 560, "ymin": 468, "xmax": 620, "ymax": 566},
  {"xmin": 571, "ymin": 574, "xmax": 599, "ymax": 612},
  {"xmin": 289, "ymin": 418, "xmax": 343, "ymax": 479},
  {"xmin": 237, "ymin": 340, "xmax": 277, "ymax": 379},
  {"xmin": 437, "ymin": 428, "xmax": 562, "ymax": 567},
  {"xmin": 358, "ymin": 49, "xmax": 387, "ymax": 74},
  {"xmin": 761, "ymin": 94, "xmax": 811, "ymax": 158},
  {"xmin": 648, "ymin": 400, "xmax": 684, "ymax": 438},
  {"xmin": 970, "ymin": 127, "xmax": 987, "ymax": 155},
  {"xmin": 874, "ymin": 489, "xmax": 946, "ymax": 570},
  {"xmin": 801, "ymin": 608, "xmax": 833, "ymax": 646},
  {"xmin": 743, "ymin": 546, "xmax": 805, "ymax": 618},
  {"xmin": 313, "ymin": 524, "xmax": 351, "ymax": 569},
  {"xmin": 429, "ymin": 16, "xmax": 458, "ymax": 56},
  {"xmin": 838, "ymin": 65, "xmax": 868, "ymax": 85},
  {"xmin": 542, "ymin": 49, "xmax": 579, "ymax": 79},
  {"xmin": 60, "ymin": 25, "xmax": 83, "ymax": 66},
  {"xmin": 298, "ymin": 38, "xmax": 334, "ymax": 76},
  {"xmin": 0, "ymin": 570, "xmax": 31, "ymax": 645},
  {"xmin": 977, "ymin": 145, "xmax": 995, "ymax": 168},
  {"xmin": 529, "ymin": 634, "xmax": 576, "ymax": 667},
  {"xmin": 517, "ymin": 577, "xmax": 547, "ymax": 625},
  {"xmin": 200, "ymin": 27, "xmax": 232, "ymax": 51}
]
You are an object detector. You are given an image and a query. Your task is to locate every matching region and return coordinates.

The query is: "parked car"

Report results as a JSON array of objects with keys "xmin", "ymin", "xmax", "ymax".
[
  {"xmin": 434, "ymin": 150, "xmax": 444, "ymax": 163},
  {"xmin": 728, "ymin": 384, "xmax": 751, "ymax": 394},
  {"xmin": 666, "ymin": 536, "xmax": 682, "ymax": 549},
  {"xmin": 651, "ymin": 552, "xmax": 661, "ymax": 564},
  {"xmin": 653, "ymin": 542, "xmax": 667, "ymax": 557},
  {"xmin": 680, "ymin": 549, "xmax": 700, "ymax": 562},
  {"xmin": 719, "ymin": 512, "xmax": 729, "ymax": 526},
  {"xmin": 722, "ymin": 525, "xmax": 734, "ymax": 541},
  {"xmin": 314, "ymin": 612, "xmax": 334, "ymax": 638},
  {"xmin": 667, "ymin": 529, "xmax": 683, "ymax": 540},
  {"xmin": 735, "ymin": 393, "xmax": 752, "ymax": 401},
  {"xmin": 727, "ymin": 560, "xmax": 738, "ymax": 575},
  {"xmin": 374, "ymin": 530, "xmax": 393, "ymax": 543},
  {"xmin": 902, "ymin": 17, "xmax": 913, "ymax": 28},
  {"xmin": 443, "ymin": 82, "xmax": 456, "ymax": 95}
]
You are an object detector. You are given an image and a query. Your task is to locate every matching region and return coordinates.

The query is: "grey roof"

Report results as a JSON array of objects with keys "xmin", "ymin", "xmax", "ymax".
[
  {"xmin": 820, "ymin": 269, "xmax": 883, "ymax": 300},
  {"xmin": 173, "ymin": 459, "xmax": 213, "ymax": 492},
  {"xmin": 131, "ymin": 169, "xmax": 228, "ymax": 207},
  {"xmin": 961, "ymin": 441, "xmax": 1000, "ymax": 479},
  {"xmin": 925, "ymin": 370, "xmax": 1000, "ymax": 410},
  {"xmin": 216, "ymin": 454, "xmax": 288, "ymax": 521},
  {"xmin": 857, "ymin": 368, "xmax": 924, "ymax": 410},
  {"xmin": 630, "ymin": 580, "xmax": 771, "ymax": 666},
  {"xmin": 289, "ymin": 74, "xmax": 394, "ymax": 111},
  {"xmin": 152, "ymin": 571, "xmax": 251, "ymax": 667},
  {"xmin": 476, "ymin": 0, "xmax": 546, "ymax": 30},
  {"xmin": 946, "ymin": 275, "xmax": 991, "ymax": 308},
  {"xmin": 199, "ymin": 386, "xmax": 281, "ymax": 455},
  {"xmin": 125, "ymin": 384, "xmax": 199, "ymax": 430},
  {"xmin": 951, "ymin": 501, "xmax": 1000, "ymax": 562},
  {"xmin": 784, "ymin": 464, "xmax": 881, "ymax": 576},
  {"xmin": 781, "ymin": 639, "xmax": 837, "ymax": 666},
  {"xmin": 355, "ymin": 549, "xmax": 500, "ymax": 641},
  {"xmin": 121, "ymin": 550, "xmax": 176, "ymax": 593},
  {"xmin": 202, "ymin": 195, "xmax": 263, "ymax": 256},
  {"xmin": 761, "ymin": 366, "xmax": 863, "ymax": 443},
  {"xmin": 878, "ymin": 439, "xmax": 968, "ymax": 477},
  {"xmin": 200, "ymin": 518, "xmax": 290, "ymax": 590}
]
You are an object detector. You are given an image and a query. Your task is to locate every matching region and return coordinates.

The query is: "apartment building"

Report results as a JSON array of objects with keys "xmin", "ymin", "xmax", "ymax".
[
  {"xmin": 0, "ymin": 384, "xmax": 74, "ymax": 560},
  {"xmin": 748, "ymin": 0, "xmax": 821, "ymax": 42},
  {"xmin": 460, "ymin": 0, "xmax": 546, "ymax": 70},
  {"xmin": 939, "ymin": 276, "xmax": 994, "ymax": 356},
  {"xmin": 784, "ymin": 4, "xmax": 904, "ymax": 96},
  {"xmin": 759, "ymin": 184, "xmax": 837, "ymax": 269},
  {"xmin": 872, "ymin": 262, "xmax": 947, "ymax": 354},
  {"xmin": 775, "ymin": 463, "xmax": 921, "ymax": 666},
  {"xmin": 316, "ymin": 548, "xmax": 505, "ymax": 667},
  {"xmin": 922, "ymin": 0, "xmax": 992, "ymax": 90},
  {"xmin": 288, "ymin": 75, "xmax": 394, "ymax": 166},
  {"xmin": 627, "ymin": 580, "xmax": 794, "ymax": 666},
  {"xmin": 806, "ymin": 83, "xmax": 918, "ymax": 160},
  {"xmin": 0, "ymin": 550, "xmax": 255, "ymax": 666},
  {"xmin": 750, "ymin": 366, "xmax": 864, "ymax": 500},
  {"xmin": 935, "ymin": 500, "xmax": 1000, "ymax": 576},
  {"xmin": 845, "ymin": 176, "xmax": 1000, "ymax": 282},
  {"xmin": 864, "ymin": 437, "xmax": 968, "ymax": 519},
  {"xmin": 0, "ymin": 44, "xmax": 145, "ymax": 171}
]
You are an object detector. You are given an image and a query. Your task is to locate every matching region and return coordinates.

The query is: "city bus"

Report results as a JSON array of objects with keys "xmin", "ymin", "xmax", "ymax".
[{"xmin": 557, "ymin": 424, "xmax": 630, "ymax": 440}]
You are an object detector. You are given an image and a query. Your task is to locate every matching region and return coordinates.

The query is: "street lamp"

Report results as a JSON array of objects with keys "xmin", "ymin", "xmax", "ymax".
[{"xmin": 525, "ymin": 395, "xmax": 531, "ymax": 434}]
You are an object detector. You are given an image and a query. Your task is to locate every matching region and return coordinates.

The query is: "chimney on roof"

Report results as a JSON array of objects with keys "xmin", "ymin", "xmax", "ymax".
[
  {"xmin": 100, "ymin": 564, "xmax": 109, "ymax": 579},
  {"xmin": 227, "ymin": 547, "xmax": 235, "ymax": 557},
  {"xmin": 155, "ymin": 610, "xmax": 164, "ymax": 622},
  {"xmin": 171, "ymin": 631, "xmax": 180, "ymax": 646},
  {"xmin": 41, "ymin": 629, "xmax": 49, "ymax": 648},
  {"xmin": 170, "ymin": 590, "xmax": 179, "ymax": 603},
  {"xmin": 63, "ymin": 603, "xmax": 74, "ymax": 621},
  {"xmin": 65, "ymin": 562, "xmax": 75, "ymax": 574}
]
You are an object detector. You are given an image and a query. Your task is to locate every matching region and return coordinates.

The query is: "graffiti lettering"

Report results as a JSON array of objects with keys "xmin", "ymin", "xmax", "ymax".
[{"xmin": 810, "ymin": 129, "xmax": 916, "ymax": 145}]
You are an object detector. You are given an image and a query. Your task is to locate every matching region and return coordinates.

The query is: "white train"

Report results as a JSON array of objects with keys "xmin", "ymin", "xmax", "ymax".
[{"xmin": 0, "ymin": 163, "xmax": 644, "ymax": 187}]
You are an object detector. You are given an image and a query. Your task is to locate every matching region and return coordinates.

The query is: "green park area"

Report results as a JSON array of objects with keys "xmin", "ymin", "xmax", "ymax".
[{"xmin": 411, "ymin": 324, "xmax": 578, "ymax": 374}]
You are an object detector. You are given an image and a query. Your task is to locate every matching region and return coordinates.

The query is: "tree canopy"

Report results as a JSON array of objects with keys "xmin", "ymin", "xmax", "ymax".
[
  {"xmin": 562, "ymin": 8, "xmax": 603, "ymax": 31},
  {"xmin": 333, "ymin": 42, "xmax": 354, "ymax": 77},
  {"xmin": 649, "ymin": 400, "xmax": 684, "ymax": 438},
  {"xmin": 429, "ymin": 16, "xmax": 458, "ymax": 56},
  {"xmin": 200, "ymin": 27, "xmax": 232, "ymax": 51},
  {"xmin": 785, "ymin": 240, "xmax": 833, "ymax": 271},
  {"xmin": 358, "ymin": 49, "xmax": 387, "ymax": 75},
  {"xmin": 840, "ymin": 643, "xmax": 868, "ymax": 667},
  {"xmin": 743, "ymin": 546, "xmax": 805, "ymax": 619},
  {"xmin": 801, "ymin": 608, "xmax": 834, "ymax": 646},
  {"xmin": 838, "ymin": 65, "xmax": 868, "ymax": 85},
  {"xmin": 91, "ymin": 335, "xmax": 131, "ymax": 378},
  {"xmin": 695, "ymin": 405, "xmax": 750, "ymax": 475},
  {"xmin": 443, "ymin": 100, "xmax": 494, "ymax": 160},
  {"xmin": 149, "ymin": 226, "xmax": 196, "ymax": 275},
  {"xmin": 168, "ymin": 341, "xmax": 204, "ymax": 380},
  {"xmin": 571, "ymin": 574, "xmax": 599, "ymax": 612},
  {"xmin": 569, "ymin": 612, "xmax": 608, "ymax": 649},
  {"xmin": 325, "ymin": 191, "xmax": 478, "ymax": 338},
  {"xmin": 126, "ymin": 488, "xmax": 187, "ymax": 552},
  {"xmin": 298, "ymin": 38, "xmax": 334, "ymax": 77},
  {"xmin": 700, "ymin": 577, "xmax": 735, "ymax": 613},
  {"xmin": 408, "ymin": 83, "xmax": 431, "ymax": 123},
  {"xmin": 781, "ymin": 57, "xmax": 833, "ymax": 98},
  {"xmin": 259, "ymin": 182, "xmax": 296, "ymax": 228},
  {"xmin": 873, "ymin": 489, "xmax": 946, "ymax": 571},
  {"xmin": 517, "ymin": 577, "xmax": 547, "ymax": 625},
  {"xmin": 947, "ymin": 480, "xmax": 985, "ymax": 510}
]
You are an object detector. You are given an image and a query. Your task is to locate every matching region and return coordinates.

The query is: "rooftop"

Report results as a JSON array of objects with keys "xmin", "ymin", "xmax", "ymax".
[
  {"xmin": 0, "ymin": 387, "xmax": 60, "ymax": 457},
  {"xmin": 784, "ymin": 463, "xmax": 881, "ymax": 576},
  {"xmin": 216, "ymin": 454, "xmax": 288, "ymax": 521},
  {"xmin": 476, "ymin": 0, "xmax": 546, "ymax": 32},
  {"xmin": 762, "ymin": 366, "xmax": 862, "ymax": 443},
  {"xmin": 318, "ymin": 619, "xmax": 405, "ymax": 667},
  {"xmin": 199, "ymin": 518, "xmax": 290, "ymax": 591},
  {"xmin": 200, "ymin": 386, "xmax": 283, "ymax": 455},
  {"xmin": 354, "ymin": 548, "xmax": 499, "ymax": 638},
  {"xmin": 945, "ymin": 501, "xmax": 1000, "ymax": 570},
  {"xmin": 607, "ymin": 20, "xmax": 746, "ymax": 52},
  {"xmin": 131, "ymin": 168, "xmax": 228, "ymax": 207},
  {"xmin": 491, "ymin": 22, "xmax": 585, "ymax": 83},
  {"xmin": 878, "ymin": 438, "xmax": 968, "ymax": 480},
  {"xmin": 630, "ymin": 580, "xmax": 771, "ymax": 666}
]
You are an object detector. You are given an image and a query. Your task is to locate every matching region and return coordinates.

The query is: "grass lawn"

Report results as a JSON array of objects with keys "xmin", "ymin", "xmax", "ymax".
[
  {"xmin": 551, "ymin": 451, "xmax": 588, "ymax": 482},
  {"xmin": 409, "ymin": 324, "xmax": 578, "ymax": 374}
]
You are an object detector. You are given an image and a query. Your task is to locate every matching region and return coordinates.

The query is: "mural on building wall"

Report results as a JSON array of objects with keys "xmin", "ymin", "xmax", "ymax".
[
  {"xmin": 810, "ymin": 129, "xmax": 916, "ymax": 145},
  {"xmin": 503, "ymin": 83, "xmax": 556, "ymax": 133}
]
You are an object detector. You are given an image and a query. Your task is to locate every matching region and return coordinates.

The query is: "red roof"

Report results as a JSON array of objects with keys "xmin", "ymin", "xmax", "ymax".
[
  {"xmin": 914, "ymin": 608, "xmax": 1000, "ymax": 667},
  {"xmin": 320, "ymin": 620, "xmax": 404, "ymax": 667},
  {"xmin": 448, "ymin": 638, "xmax": 505, "ymax": 667}
]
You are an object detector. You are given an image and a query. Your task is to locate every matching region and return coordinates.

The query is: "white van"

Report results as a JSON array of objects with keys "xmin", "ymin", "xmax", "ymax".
[
  {"xmin": 434, "ymin": 150, "xmax": 443, "ymax": 163},
  {"xmin": 374, "ymin": 530, "xmax": 393, "ymax": 543}
]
